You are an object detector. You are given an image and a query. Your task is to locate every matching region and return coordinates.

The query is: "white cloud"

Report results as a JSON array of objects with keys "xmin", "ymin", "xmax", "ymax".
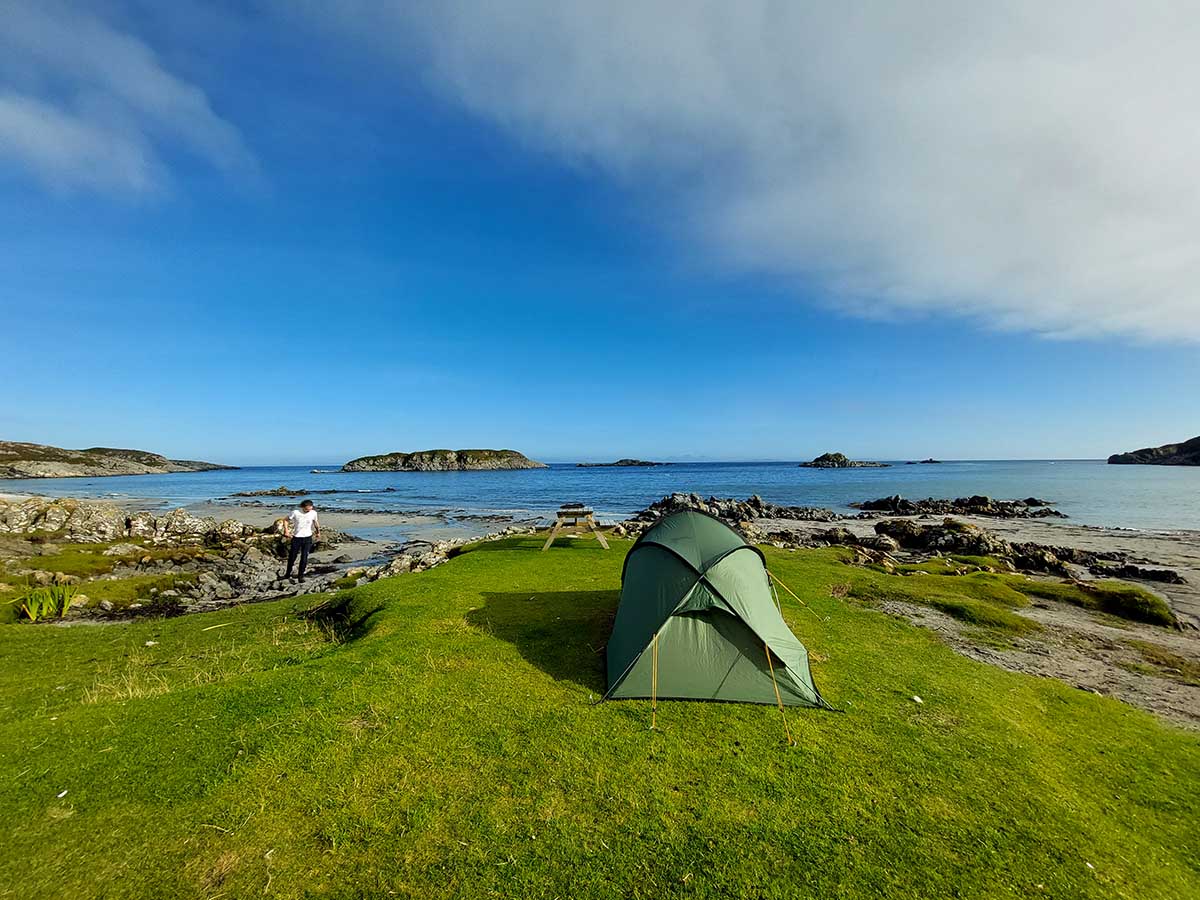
[
  {"xmin": 300, "ymin": 1, "xmax": 1200, "ymax": 341},
  {"xmin": 0, "ymin": 1, "xmax": 253, "ymax": 194}
]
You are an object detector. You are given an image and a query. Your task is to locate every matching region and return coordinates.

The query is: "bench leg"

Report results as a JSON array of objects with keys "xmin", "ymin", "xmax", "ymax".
[
  {"xmin": 589, "ymin": 518, "xmax": 610, "ymax": 549},
  {"xmin": 542, "ymin": 519, "xmax": 563, "ymax": 551}
]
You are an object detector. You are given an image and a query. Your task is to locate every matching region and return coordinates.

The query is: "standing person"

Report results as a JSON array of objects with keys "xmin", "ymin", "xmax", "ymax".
[{"xmin": 282, "ymin": 499, "xmax": 320, "ymax": 582}]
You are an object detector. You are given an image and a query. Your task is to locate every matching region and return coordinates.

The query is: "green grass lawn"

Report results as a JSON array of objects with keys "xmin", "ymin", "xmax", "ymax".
[{"xmin": 1, "ymin": 538, "xmax": 1197, "ymax": 899}]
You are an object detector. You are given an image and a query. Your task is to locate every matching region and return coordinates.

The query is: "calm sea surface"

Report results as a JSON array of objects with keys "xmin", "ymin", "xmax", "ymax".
[{"xmin": 3, "ymin": 460, "xmax": 1198, "ymax": 535}]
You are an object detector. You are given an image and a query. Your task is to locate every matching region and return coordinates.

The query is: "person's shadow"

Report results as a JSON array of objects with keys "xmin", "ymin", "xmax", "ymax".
[{"xmin": 469, "ymin": 590, "xmax": 619, "ymax": 691}]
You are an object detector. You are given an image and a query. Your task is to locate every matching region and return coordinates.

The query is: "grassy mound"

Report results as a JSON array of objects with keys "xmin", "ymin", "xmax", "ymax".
[
  {"xmin": 0, "ymin": 539, "xmax": 1197, "ymax": 899},
  {"xmin": 1007, "ymin": 577, "xmax": 1177, "ymax": 627}
]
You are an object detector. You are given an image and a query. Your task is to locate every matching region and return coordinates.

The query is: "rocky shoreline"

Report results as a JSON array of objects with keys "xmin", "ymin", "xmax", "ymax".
[
  {"xmin": 614, "ymin": 492, "xmax": 1196, "ymax": 624},
  {"xmin": 851, "ymin": 494, "xmax": 1067, "ymax": 518},
  {"xmin": 0, "ymin": 496, "xmax": 540, "ymax": 620},
  {"xmin": 621, "ymin": 491, "xmax": 1071, "ymax": 526}
]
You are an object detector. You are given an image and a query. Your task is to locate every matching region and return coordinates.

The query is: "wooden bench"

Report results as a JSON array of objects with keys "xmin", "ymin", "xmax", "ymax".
[{"xmin": 542, "ymin": 505, "xmax": 610, "ymax": 551}]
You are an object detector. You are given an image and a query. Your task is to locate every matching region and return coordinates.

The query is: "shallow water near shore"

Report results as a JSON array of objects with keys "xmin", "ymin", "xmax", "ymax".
[{"xmin": 3, "ymin": 459, "xmax": 1199, "ymax": 535}]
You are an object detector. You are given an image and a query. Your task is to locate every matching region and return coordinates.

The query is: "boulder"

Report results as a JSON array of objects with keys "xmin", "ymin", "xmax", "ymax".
[
  {"xmin": 127, "ymin": 511, "xmax": 157, "ymax": 538},
  {"xmin": 874, "ymin": 519, "xmax": 927, "ymax": 547},
  {"xmin": 820, "ymin": 527, "xmax": 856, "ymax": 545},
  {"xmin": 196, "ymin": 572, "xmax": 235, "ymax": 600},
  {"xmin": 862, "ymin": 534, "xmax": 901, "ymax": 553},
  {"xmin": 64, "ymin": 502, "xmax": 126, "ymax": 542},
  {"xmin": 875, "ymin": 518, "xmax": 1011, "ymax": 556},
  {"xmin": 102, "ymin": 542, "xmax": 143, "ymax": 557},
  {"xmin": 215, "ymin": 519, "xmax": 253, "ymax": 541},
  {"xmin": 155, "ymin": 508, "xmax": 217, "ymax": 542},
  {"xmin": 40, "ymin": 503, "xmax": 72, "ymax": 533}
]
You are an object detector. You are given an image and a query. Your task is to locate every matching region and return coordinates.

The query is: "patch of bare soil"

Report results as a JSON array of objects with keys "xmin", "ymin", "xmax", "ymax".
[{"xmin": 879, "ymin": 597, "xmax": 1200, "ymax": 730}]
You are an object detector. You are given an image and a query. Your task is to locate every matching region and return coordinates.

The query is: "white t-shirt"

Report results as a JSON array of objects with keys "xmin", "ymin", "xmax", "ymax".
[{"xmin": 288, "ymin": 509, "xmax": 319, "ymax": 538}]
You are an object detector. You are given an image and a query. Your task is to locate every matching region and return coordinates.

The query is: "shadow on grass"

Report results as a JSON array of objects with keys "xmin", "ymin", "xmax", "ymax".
[
  {"xmin": 302, "ymin": 592, "xmax": 384, "ymax": 643},
  {"xmin": 467, "ymin": 535, "xmax": 616, "ymax": 553},
  {"xmin": 469, "ymin": 590, "xmax": 619, "ymax": 691}
]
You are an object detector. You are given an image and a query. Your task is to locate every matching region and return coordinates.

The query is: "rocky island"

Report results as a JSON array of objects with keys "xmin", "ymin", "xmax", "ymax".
[
  {"xmin": 799, "ymin": 452, "xmax": 889, "ymax": 469},
  {"xmin": 576, "ymin": 459, "xmax": 665, "ymax": 468},
  {"xmin": 0, "ymin": 441, "xmax": 234, "ymax": 479},
  {"xmin": 1108, "ymin": 435, "xmax": 1200, "ymax": 466},
  {"xmin": 342, "ymin": 449, "xmax": 547, "ymax": 472}
]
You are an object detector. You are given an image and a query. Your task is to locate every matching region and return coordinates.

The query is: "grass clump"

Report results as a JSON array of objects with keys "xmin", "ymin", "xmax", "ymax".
[
  {"xmin": 15, "ymin": 544, "xmax": 121, "ymax": 578},
  {"xmin": 82, "ymin": 574, "xmax": 197, "ymax": 609},
  {"xmin": 850, "ymin": 562, "xmax": 1035, "ymax": 635},
  {"xmin": 1007, "ymin": 578, "xmax": 1177, "ymax": 628},
  {"xmin": 926, "ymin": 596, "xmax": 1037, "ymax": 632},
  {"xmin": 1124, "ymin": 641, "xmax": 1200, "ymax": 686}
]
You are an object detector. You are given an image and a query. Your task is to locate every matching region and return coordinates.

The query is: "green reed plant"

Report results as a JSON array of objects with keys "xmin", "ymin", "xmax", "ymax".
[{"xmin": 16, "ymin": 585, "xmax": 77, "ymax": 622}]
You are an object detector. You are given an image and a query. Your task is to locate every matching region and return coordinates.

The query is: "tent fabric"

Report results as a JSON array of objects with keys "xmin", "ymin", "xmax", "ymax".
[{"xmin": 605, "ymin": 509, "xmax": 830, "ymax": 709}]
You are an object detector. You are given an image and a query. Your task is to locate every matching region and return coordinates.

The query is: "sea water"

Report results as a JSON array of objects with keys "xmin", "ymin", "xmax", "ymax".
[{"xmin": 3, "ymin": 459, "xmax": 1199, "ymax": 533}]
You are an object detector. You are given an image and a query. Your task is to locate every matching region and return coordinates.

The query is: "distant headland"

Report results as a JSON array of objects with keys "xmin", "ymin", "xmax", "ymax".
[
  {"xmin": 1108, "ymin": 436, "xmax": 1200, "ymax": 466},
  {"xmin": 0, "ymin": 441, "xmax": 234, "ymax": 479},
  {"xmin": 342, "ymin": 449, "xmax": 547, "ymax": 472}
]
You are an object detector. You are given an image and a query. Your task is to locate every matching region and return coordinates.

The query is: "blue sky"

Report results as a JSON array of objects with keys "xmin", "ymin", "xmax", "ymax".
[{"xmin": 2, "ymin": 2, "xmax": 1198, "ymax": 465}]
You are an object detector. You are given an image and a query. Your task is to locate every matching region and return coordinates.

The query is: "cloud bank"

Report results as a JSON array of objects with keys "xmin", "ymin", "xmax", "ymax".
[
  {"xmin": 309, "ymin": 1, "xmax": 1200, "ymax": 341},
  {"xmin": 0, "ymin": 1, "xmax": 252, "ymax": 194}
]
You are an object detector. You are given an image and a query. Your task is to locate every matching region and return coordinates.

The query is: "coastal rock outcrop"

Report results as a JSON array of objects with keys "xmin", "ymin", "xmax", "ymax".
[
  {"xmin": 0, "ymin": 441, "xmax": 234, "ymax": 479},
  {"xmin": 1, "ymin": 496, "xmax": 273, "ymax": 547},
  {"xmin": 0, "ymin": 496, "xmax": 368, "ymax": 618},
  {"xmin": 852, "ymin": 494, "xmax": 1067, "ymax": 519},
  {"xmin": 628, "ymin": 493, "xmax": 839, "ymax": 529},
  {"xmin": 1108, "ymin": 436, "xmax": 1200, "ymax": 466},
  {"xmin": 868, "ymin": 517, "xmax": 1163, "ymax": 581},
  {"xmin": 799, "ymin": 452, "xmax": 889, "ymax": 469},
  {"xmin": 342, "ymin": 449, "xmax": 547, "ymax": 472},
  {"xmin": 875, "ymin": 517, "xmax": 1013, "ymax": 557}
]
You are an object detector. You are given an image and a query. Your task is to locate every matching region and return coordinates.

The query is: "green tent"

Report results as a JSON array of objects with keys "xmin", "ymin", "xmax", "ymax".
[{"xmin": 605, "ymin": 509, "xmax": 830, "ymax": 709}]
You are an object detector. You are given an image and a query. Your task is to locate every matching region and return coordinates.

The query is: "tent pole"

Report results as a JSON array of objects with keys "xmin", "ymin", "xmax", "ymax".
[
  {"xmin": 764, "ymin": 642, "xmax": 795, "ymax": 747},
  {"xmin": 651, "ymin": 631, "xmax": 659, "ymax": 730},
  {"xmin": 768, "ymin": 569, "xmax": 829, "ymax": 624}
]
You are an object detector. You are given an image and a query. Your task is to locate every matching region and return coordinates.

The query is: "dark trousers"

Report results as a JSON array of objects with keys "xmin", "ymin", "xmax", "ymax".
[{"xmin": 286, "ymin": 536, "xmax": 313, "ymax": 577}]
